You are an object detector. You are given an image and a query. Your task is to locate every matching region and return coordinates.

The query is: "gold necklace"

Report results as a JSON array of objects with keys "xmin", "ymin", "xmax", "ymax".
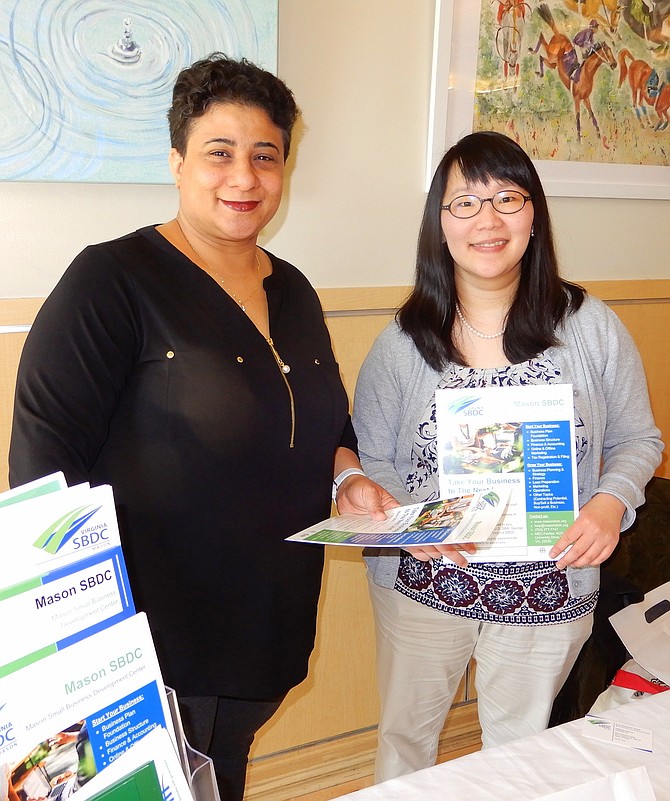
[
  {"xmin": 216, "ymin": 254, "xmax": 261, "ymax": 311},
  {"xmin": 175, "ymin": 221, "xmax": 294, "ymax": 444},
  {"xmin": 178, "ymin": 221, "xmax": 261, "ymax": 312}
]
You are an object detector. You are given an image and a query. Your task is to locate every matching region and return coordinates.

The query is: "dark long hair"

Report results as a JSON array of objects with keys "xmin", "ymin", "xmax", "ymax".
[{"xmin": 398, "ymin": 131, "xmax": 584, "ymax": 370}]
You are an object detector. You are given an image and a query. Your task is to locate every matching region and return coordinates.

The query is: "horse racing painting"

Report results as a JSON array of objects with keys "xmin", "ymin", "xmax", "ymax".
[{"xmin": 472, "ymin": 0, "xmax": 670, "ymax": 166}]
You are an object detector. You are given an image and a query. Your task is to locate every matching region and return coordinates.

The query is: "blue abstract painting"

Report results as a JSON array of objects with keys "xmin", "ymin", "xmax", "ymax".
[{"xmin": 0, "ymin": 0, "xmax": 278, "ymax": 183}]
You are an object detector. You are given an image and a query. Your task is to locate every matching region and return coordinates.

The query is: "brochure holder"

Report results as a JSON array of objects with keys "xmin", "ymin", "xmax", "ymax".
[
  {"xmin": 187, "ymin": 745, "xmax": 221, "ymax": 801},
  {"xmin": 166, "ymin": 686, "xmax": 221, "ymax": 801},
  {"xmin": 0, "ymin": 477, "xmax": 220, "ymax": 801}
]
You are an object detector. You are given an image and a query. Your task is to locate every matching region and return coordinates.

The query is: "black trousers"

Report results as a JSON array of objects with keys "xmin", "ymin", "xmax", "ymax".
[{"xmin": 179, "ymin": 694, "xmax": 284, "ymax": 801}]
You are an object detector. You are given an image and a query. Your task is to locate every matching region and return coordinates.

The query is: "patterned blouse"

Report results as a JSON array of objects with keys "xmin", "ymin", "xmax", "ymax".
[{"xmin": 394, "ymin": 357, "xmax": 597, "ymax": 626}]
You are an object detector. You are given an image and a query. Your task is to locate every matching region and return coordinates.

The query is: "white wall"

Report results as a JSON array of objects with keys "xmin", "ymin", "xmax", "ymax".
[{"xmin": 0, "ymin": 0, "xmax": 667, "ymax": 298}]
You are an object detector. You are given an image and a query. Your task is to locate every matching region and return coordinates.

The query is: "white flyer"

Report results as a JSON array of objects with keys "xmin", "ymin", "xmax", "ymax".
[
  {"xmin": 287, "ymin": 489, "xmax": 509, "ymax": 547},
  {"xmin": 0, "ymin": 613, "xmax": 175, "ymax": 798},
  {"xmin": 0, "ymin": 472, "xmax": 67, "ymax": 508},
  {"xmin": 436, "ymin": 384, "xmax": 579, "ymax": 561},
  {"xmin": 0, "ymin": 482, "xmax": 122, "ymax": 587},
  {"xmin": 0, "ymin": 546, "xmax": 135, "ymax": 679},
  {"xmin": 0, "ymin": 481, "xmax": 134, "ymax": 679}
]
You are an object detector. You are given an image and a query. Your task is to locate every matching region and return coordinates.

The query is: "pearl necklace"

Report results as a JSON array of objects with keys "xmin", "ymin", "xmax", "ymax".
[
  {"xmin": 178, "ymin": 222, "xmax": 261, "ymax": 312},
  {"xmin": 455, "ymin": 303, "xmax": 505, "ymax": 339}
]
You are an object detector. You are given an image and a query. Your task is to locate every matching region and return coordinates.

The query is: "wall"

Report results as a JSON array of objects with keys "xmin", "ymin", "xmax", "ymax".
[{"xmin": 0, "ymin": 0, "xmax": 668, "ymax": 300}]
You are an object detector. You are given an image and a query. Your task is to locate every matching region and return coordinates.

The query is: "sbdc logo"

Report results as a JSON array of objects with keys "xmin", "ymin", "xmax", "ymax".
[
  {"xmin": 0, "ymin": 724, "xmax": 15, "ymax": 747},
  {"xmin": 72, "ymin": 527, "xmax": 109, "ymax": 549}
]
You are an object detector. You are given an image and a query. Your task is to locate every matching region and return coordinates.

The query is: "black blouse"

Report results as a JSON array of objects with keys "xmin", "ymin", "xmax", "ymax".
[{"xmin": 10, "ymin": 226, "xmax": 356, "ymax": 698}]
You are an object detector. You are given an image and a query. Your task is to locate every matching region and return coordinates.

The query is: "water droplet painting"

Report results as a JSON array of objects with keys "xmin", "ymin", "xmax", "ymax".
[{"xmin": 0, "ymin": 0, "xmax": 278, "ymax": 183}]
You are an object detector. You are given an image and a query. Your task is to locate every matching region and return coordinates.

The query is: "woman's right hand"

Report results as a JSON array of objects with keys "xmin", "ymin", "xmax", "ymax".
[{"xmin": 404, "ymin": 542, "xmax": 477, "ymax": 568}]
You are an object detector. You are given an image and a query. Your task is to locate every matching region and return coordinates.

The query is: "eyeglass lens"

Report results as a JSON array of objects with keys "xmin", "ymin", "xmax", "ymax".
[{"xmin": 446, "ymin": 190, "xmax": 529, "ymax": 218}]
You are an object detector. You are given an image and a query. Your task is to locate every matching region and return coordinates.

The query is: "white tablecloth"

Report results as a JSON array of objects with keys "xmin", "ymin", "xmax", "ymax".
[{"xmin": 335, "ymin": 692, "xmax": 670, "ymax": 801}]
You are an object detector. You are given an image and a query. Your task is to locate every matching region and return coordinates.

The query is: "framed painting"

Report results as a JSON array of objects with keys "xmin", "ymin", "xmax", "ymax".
[
  {"xmin": 0, "ymin": 0, "xmax": 278, "ymax": 184},
  {"xmin": 426, "ymin": 0, "xmax": 670, "ymax": 198}
]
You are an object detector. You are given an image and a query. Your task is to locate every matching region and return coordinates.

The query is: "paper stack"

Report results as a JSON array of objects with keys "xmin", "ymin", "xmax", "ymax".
[{"xmin": 0, "ymin": 474, "xmax": 215, "ymax": 800}]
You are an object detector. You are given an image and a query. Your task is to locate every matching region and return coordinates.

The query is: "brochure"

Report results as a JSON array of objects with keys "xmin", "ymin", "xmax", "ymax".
[
  {"xmin": 435, "ymin": 384, "xmax": 578, "ymax": 561},
  {"xmin": 0, "ymin": 545, "xmax": 135, "ymax": 679},
  {"xmin": 287, "ymin": 489, "xmax": 508, "ymax": 547},
  {"xmin": 0, "ymin": 471, "xmax": 67, "ymax": 509},
  {"xmin": 0, "ymin": 613, "xmax": 175, "ymax": 800},
  {"xmin": 0, "ymin": 482, "xmax": 123, "ymax": 587},
  {"xmin": 0, "ymin": 481, "xmax": 134, "ymax": 679},
  {"xmin": 72, "ymin": 727, "xmax": 196, "ymax": 801},
  {"xmin": 77, "ymin": 760, "xmax": 164, "ymax": 801}
]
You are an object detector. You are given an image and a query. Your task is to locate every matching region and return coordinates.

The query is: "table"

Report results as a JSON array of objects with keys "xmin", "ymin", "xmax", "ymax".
[{"xmin": 335, "ymin": 692, "xmax": 670, "ymax": 800}]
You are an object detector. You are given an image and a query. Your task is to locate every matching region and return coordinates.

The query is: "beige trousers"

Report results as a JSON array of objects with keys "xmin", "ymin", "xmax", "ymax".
[{"xmin": 368, "ymin": 575, "xmax": 593, "ymax": 783}]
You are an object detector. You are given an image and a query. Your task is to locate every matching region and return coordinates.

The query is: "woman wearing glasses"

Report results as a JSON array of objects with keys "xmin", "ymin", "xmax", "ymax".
[{"xmin": 352, "ymin": 131, "xmax": 662, "ymax": 782}]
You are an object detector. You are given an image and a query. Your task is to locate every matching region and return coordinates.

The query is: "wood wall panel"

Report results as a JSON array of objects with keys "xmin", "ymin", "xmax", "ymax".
[
  {"xmin": 1, "ymin": 282, "xmax": 668, "ymax": 787},
  {"xmin": 0, "ymin": 332, "xmax": 27, "ymax": 488},
  {"xmin": 324, "ymin": 312, "xmax": 395, "ymax": 403},
  {"xmin": 602, "ymin": 301, "xmax": 670, "ymax": 477},
  {"xmin": 0, "ymin": 297, "xmax": 38, "ymax": 490}
]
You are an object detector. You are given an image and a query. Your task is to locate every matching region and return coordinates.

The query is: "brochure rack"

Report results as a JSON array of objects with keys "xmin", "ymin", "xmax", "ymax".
[
  {"xmin": 167, "ymin": 687, "xmax": 221, "ymax": 801},
  {"xmin": 0, "ymin": 475, "xmax": 220, "ymax": 801}
]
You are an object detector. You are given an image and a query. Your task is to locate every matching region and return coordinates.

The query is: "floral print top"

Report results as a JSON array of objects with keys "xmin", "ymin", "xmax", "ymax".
[{"xmin": 394, "ymin": 357, "xmax": 597, "ymax": 626}]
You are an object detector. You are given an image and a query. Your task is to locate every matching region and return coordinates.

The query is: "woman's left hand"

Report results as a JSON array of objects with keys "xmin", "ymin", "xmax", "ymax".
[
  {"xmin": 336, "ymin": 474, "xmax": 400, "ymax": 521},
  {"xmin": 549, "ymin": 493, "xmax": 626, "ymax": 570}
]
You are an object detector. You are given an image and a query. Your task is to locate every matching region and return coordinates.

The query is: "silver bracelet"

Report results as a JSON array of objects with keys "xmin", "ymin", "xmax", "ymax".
[{"xmin": 332, "ymin": 467, "xmax": 366, "ymax": 503}]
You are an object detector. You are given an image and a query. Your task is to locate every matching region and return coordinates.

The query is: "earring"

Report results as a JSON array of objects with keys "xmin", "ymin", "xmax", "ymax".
[{"xmin": 530, "ymin": 224, "xmax": 535, "ymax": 237}]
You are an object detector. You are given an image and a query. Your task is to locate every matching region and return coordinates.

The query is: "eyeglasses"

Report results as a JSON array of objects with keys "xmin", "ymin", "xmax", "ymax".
[{"xmin": 441, "ymin": 190, "xmax": 532, "ymax": 219}]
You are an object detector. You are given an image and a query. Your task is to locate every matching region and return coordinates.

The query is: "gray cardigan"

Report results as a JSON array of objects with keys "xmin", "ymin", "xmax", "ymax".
[{"xmin": 353, "ymin": 294, "xmax": 663, "ymax": 589}]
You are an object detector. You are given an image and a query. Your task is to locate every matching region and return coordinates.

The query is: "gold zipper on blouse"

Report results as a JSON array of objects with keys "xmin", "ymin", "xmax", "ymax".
[{"xmin": 265, "ymin": 337, "xmax": 295, "ymax": 448}]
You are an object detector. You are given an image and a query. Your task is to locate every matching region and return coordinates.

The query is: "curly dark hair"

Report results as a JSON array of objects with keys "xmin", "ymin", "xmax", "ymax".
[{"xmin": 168, "ymin": 52, "xmax": 300, "ymax": 159}]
